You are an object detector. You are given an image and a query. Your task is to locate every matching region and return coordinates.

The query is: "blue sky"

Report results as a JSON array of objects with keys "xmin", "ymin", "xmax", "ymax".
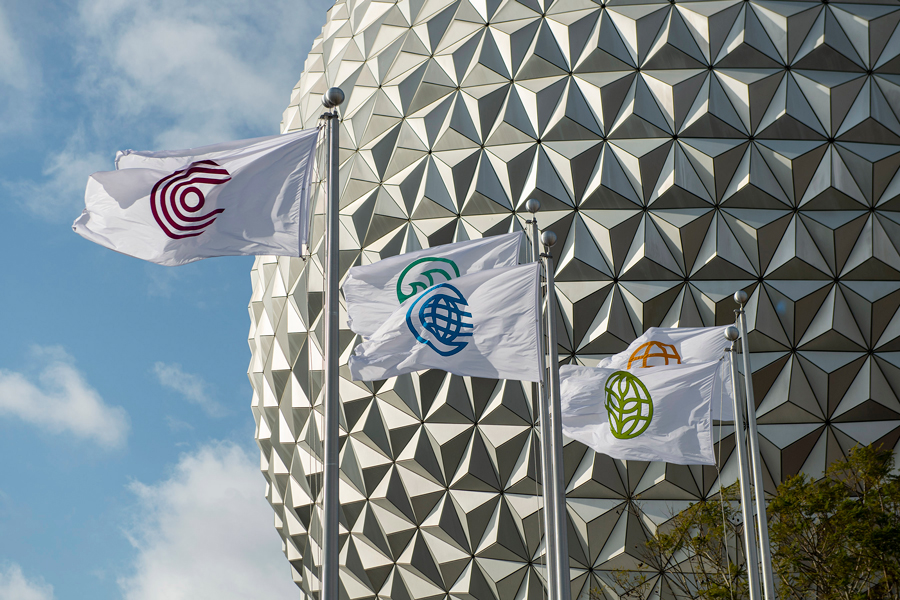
[{"xmin": 0, "ymin": 1, "xmax": 331, "ymax": 597}]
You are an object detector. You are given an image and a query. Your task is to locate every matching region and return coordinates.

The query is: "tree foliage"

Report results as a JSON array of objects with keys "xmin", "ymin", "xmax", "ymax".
[
  {"xmin": 769, "ymin": 444, "xmax": 900, "ymax": 600},
  {"xmin": 611, "ymin": 485, "xmax": 750, "ymax": 600},
  {"xmin": 610, "ymin": 445, "xmax": 900, "ymax": 600}
]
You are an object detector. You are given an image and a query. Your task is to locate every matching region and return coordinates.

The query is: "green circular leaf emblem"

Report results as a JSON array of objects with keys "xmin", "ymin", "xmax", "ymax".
[
  {"xmin": 396, "ymin": 257, "xmax": 460, "ymax": 303},
  {"xmin": 604, "ymin": 371, "xmax": 653, "ymax": 440}
]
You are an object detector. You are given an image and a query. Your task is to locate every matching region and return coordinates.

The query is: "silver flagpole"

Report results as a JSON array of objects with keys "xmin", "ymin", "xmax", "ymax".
[
  {"xmin": 321, "ymin": 86, "xmax": 344, "ymax": 600},
  {"xmin": 541, "ymin": 230, "xmax": 571, "ymax": 600},
  {"xmin": 525, "ymin": 199, "xmax": 559, "ymax": 600},
  {"xmin": 725, "ymin": 326, "xmax": 762, "ymax": 600},
  {"xmin": 734, "ymin": 291, "xmax": 776, "ymax": 600}
]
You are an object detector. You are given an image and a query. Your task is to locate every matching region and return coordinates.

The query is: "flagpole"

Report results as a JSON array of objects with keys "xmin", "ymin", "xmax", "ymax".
[
  {"xmin": 734, "ymin": 291, "xmax": 776, "ymax": 600},
  {"xmin": 321, "ymin": 86, "xmax": 344, "ymax": 600},
  {"xmin": 525, "ymin": 199, "xmax": 560, "ymax": 600},
  {"xmin": 725, "ymin": 326, "xmax": 762, "ymax": 600},
  {"xmin": 541, "ymin": 230, "xmax": 571, "ymax": 600}
]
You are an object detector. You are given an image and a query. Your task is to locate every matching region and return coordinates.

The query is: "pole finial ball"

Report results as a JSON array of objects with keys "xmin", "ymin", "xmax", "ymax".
[
  {"xmin": 541, "ymin": 230, "xmax": 557, "ymax": 248},
  {"xmin": 323, "ymin": 87, "xmax": 345, "ymax": 109},
  {"xmin": 725, "ymin": 326, "xmax": 740, "ymax": 342},
  {"xmin": 734, "ymin": 290, "xmax": 749, "ymax": 305},
  {"xmin": 525, "ymin": 198, "xmax": 541, "ymax": 214}
]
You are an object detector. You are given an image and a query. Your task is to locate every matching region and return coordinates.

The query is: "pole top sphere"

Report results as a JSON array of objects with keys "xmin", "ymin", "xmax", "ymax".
[
  {"xmin": 322, "ymin": 87, "xmax": 345, "ymax": 109},
  {"xmin": 541, "ymin": 230, "xmax": 557, "ymax": 247},
  {"xmin": 525, "ymin": 198, "xmax": 541, "ymax": 213},
  {"xmin": 734, "ymin": 290, "xmax": 749, "ymax": 305},
  {"xmin": 725, "ymin": 326, "xmax": 739, "ymax": 342}
]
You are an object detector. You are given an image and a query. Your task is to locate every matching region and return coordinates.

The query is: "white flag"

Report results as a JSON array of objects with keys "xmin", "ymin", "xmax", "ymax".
[
  {"xmin": 343, "ymin": 232, "xmax": 523, "ymax": 337},
  {"xmin": 73, "ymin": 129, "xmax": 320, "ymax": 266},
  {"xmin": 562, "ymin": 326, "xmax": 735, "ymax": 420},
  {"xmin": 349, "ymin": 262, "xmax": 541, "ymax": 382},
  {"xmin": 560, "ymin": 361, "xmax": 723, "ymax": 465},
  {"xmin": 607, "ymin": 326, "xmax": 730, "ymax": 369}
]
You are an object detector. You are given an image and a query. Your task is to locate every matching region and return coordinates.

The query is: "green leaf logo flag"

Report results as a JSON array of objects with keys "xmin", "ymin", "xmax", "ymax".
[
  {"xmin": 564, "ymin": 326, "xmax": 735, "ymax": 421},
  {"xmin": 604, "ymin": 371, "xmax": 653, "ymax": 439},
  {"xmin": 559, "ymin": 361, "xmax": 718, "ymax": 465}
]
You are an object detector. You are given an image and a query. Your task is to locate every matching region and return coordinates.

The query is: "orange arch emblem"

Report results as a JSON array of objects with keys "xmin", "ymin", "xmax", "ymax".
[{"xmin": 627, "ymin": 341, "xmax": 682, "ymax": 369}]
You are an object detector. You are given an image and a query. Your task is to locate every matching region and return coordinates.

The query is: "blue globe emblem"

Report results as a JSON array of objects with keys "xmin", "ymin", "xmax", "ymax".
[
  {"xmin": 406, "ymin": 284, "xmax": 473, "ymax": 356},
  {"xmin": 421, "ymin": 294, "xmax": 469, "ymax": 343}
]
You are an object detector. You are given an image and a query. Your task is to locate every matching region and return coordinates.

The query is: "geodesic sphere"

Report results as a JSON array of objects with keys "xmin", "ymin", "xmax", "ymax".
[{"xmin": 250, "ymin": 0, "xmax": 900, "ymax": 596}]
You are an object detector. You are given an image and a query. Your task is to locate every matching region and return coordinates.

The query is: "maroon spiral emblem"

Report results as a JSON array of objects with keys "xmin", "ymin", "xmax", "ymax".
[{"xmin": 150, "ymin": 160, "xmax": 231, "ymax": 239}]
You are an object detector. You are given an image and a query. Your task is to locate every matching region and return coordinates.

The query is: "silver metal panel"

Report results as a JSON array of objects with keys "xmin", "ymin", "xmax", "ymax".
[{"xmin": 251, "ymin": 0, "xmax": 900, "ymax": 597}]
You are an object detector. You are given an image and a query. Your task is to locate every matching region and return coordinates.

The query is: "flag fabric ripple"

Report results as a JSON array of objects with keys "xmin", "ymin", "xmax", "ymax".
[
  {"xmin": 342, "ymin": 232, "xmax": 523, "ymax": 338},
  {"xmin": 73, "ymin": 129, "xmax": 320, "ymax": 266},
  {"xmin": 348, "ymin": 262, "xmax": 542, "ymax": 383},
  {"xmin": 560, "ymin": 361, "xmax": 723, "ymax": 465},
  {"xmin": 561, "ymin": 326, "xmax": 736, "ymax": 420}
]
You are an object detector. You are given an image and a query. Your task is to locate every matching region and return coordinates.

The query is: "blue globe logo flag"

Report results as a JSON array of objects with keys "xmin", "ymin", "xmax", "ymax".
[{"xmin": 406, "ymin": 283, "xmax": 473, "ymax": 356}]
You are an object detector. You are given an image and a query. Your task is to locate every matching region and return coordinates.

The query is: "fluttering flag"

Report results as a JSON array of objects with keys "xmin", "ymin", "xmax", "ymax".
[
  {"xmin": 348, "ymin": 262, "xmax": 541, "ymax": 382},
  {"xmin": 343, "ymin": 232, "xmax": 523, "ymax": 337},
  {"xmin": 560, "ymin": 361, "xmax": 724, "ymax": 465},
  {"xmin": 606, "ymin": 326, "xmax": 730, "ymax": 369},
  {"xmin": 73, "ymin": 129, "xmax": 320, "ymax": 266},
  {"xmin": 562, "ymin": 326, "xmax": 735, "ymax": 420}
]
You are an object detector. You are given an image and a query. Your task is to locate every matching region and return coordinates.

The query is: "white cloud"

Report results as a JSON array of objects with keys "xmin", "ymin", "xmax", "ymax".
[
  {"xmin": 9, "ymin": 0, "xmax": 328, "ymax": 221},
  {"xmin": 144, "ymin": 266, "xmax": 182, "ymax": 299},
  {"xmin": 0, "ymin": 563, "xmax": 55, "ymax": 600},
  {"xmin": 0, "ymin": 346, "xmax": 130, "ymax": 448},
  {"xmin": 0, "ymin": 5, "xmax": 41, "ymax": 134},
  {"xmin": 165, "ymin": 415, "xmax": 194, "ymax": 433},
  {"xmin": 0, "ymin": 9, "xmax": 29, "ymax": 89},
  {"xmin": 118, "ymin": 442, "xmax": 297, "ymax": 600},
  {"xmin": 75, "ymin": 0, "xmax": 321, "ymax": 148},
  {"xmin": 8, "ymin": 131, "xmax": 109, "ymax": 220},
  {"xmin": 152, "ymin": 362, "xmax": 224, "ymax": 417}
]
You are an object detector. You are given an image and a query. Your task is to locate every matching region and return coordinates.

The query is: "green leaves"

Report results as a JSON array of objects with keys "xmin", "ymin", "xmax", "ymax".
[
  {"xmin": 769, "ymin": 445, "xmax": 900, "ymax": 600},
  {"xmin": 610, "ymin": 486, "xmax": 750, "ymax": 600},
  {"xmin": 609, "ymin": 444, "xmax": 900, "ymax": 600}
]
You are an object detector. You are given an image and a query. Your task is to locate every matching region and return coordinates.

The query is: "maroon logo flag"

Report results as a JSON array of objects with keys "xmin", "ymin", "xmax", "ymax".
[
  {"xmin": 73, "ymin": 128, "xmax": 319, "ymax": 266},
  {"xmin": 150, "ymin": 160, "xmax": 231, "ymax": 239}
]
